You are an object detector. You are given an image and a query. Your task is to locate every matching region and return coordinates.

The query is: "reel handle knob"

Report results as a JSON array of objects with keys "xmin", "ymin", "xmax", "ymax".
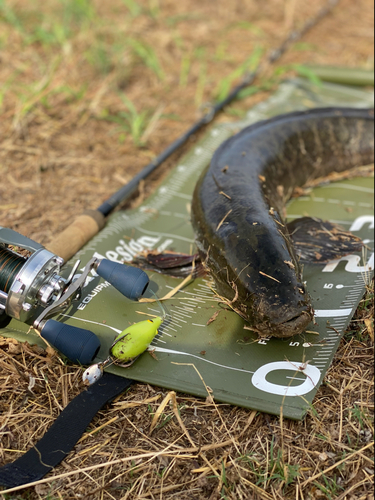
[
  {"xmin": 96, "ymin": 260, "xmax": 149, "ymax": 300},
  {"xmin": 40, "ymin": 319, "xmax": 101, "ymax": 365}
]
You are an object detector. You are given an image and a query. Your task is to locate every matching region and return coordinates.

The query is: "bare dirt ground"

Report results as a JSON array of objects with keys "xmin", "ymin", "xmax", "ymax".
[{"xmin": 0, "ymin": 0, "xmax": 374, "ymax": 498}]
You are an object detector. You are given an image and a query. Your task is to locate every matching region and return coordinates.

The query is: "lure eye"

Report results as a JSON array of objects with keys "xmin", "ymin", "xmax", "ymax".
[{"xmin": 147, "ymin": 319, "xmax": 153, "ymax": 323}]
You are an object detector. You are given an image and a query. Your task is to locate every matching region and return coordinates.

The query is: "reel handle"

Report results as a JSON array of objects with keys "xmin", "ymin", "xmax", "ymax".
[
  {"xmin": 96, "ymin": 260, "xmax": 149, "ymax": 300},
  {"xmin": 40, "ymin": 319, "xmax": 101, "ymax": 365}
]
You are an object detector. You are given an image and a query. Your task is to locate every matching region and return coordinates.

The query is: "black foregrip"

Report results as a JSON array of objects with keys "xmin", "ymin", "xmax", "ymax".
[{"xmin": 40, "ymin": 319, "xmax": 101, "ymax": 365}]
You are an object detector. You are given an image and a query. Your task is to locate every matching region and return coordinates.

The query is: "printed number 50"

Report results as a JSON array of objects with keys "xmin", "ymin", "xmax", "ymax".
[{"xmin": 251, "ymin": 361, "xmax": 321, "ymax": 396}]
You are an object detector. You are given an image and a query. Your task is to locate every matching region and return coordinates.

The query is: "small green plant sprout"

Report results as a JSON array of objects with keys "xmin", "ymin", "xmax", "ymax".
[
  {"xmin": 239, "ymin": 437, "xmax": 300, "ymax": 490},
  {"xmin": 12, "ymin": 57, "xmax": 61, "ymax": 129},
  {"xmin": 314, "ymin": 473, "xmax": 345, "ymax": 500},
  {"xmin": 121, "ymin": 0, "xmax": 143, "ymax": 18},
  {"xmin": 180, "ymin": 51, "xmax": 192, "ymax": 88},
  {"xmin": 228, "ymin": 20, "xmax": 265, "ymax": 36},
  {"xmin": 85, "ymin": 42, "xmax": 114, "ymax": 75},
  {"xmin": 127, "ymin": 38, "xmax": 165, "ymax": 81},
  {"xmin": 101, "ymin": 95, "xmax": 154, "ymax": 146},
  {"xmin": 293, "ymin": 41, "xmax": 319, "ymax": 51},
  {"xmin": 14, "ymin": 0, "xmax": 98, "ymax": 47},
  {"xmin": 61, "ymin": 0, "xmax": 97, "ymax": 31},
  {"xmin": 166, "ymin": 13, "xmax": 201, "ymax": 27},
  {"xmin": 215, "ymin": 46, "xmax": 263, "ymax": 102},
  {"xmin": 221, "ymin": 460, "xmax": 230, "ymax": 488},
  {"xmin": 0, "ymin": 0, "xmax": 23, "ymax": 31},
  {"xmin": 350, "ymin": 404, "xmax": 373, "ymax": 431},
  {"xmin": 147, "ymin": 0, "xmax": 160, "ymax": 19},
  {"xmin": 195, "ymin": 60, "xmax": 207, "ymax": 107},
  {"xmin": 293, "ymin": 64, "xmax": 322, "ymax": 86},
  {"xmin": 155, "ymin": 412, "xmax": 174, "ymax": 430},
  {"xmin": 0, "ymin": 75, "xmax": 15, "ymax": 111},
  {"xmin": 267, "ymin": 437, "xmax": 301, "ymax": 488}
]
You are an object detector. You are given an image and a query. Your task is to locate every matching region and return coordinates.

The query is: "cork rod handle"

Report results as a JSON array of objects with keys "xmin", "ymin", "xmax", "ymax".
[{"xmin": 45, "ymin": 210, "xmax": 106, "ymax": 262}]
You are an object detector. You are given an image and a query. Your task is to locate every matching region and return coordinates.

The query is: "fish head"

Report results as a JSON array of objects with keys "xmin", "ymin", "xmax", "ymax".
[
  {"xmin": 209, "ymin": 220, "xmax": 314, "ymax": 338},
  {"xmin": 245, "ymin": 285, "xmax": 314, "ymax": 338}
]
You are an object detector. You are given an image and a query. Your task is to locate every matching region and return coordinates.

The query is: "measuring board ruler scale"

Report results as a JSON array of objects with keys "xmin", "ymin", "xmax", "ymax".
[{"xmin": 2, "ymin": 79, "xmax": 374, "ymax": 420}]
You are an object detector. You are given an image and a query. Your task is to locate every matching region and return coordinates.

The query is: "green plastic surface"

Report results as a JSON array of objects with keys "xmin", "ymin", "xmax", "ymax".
[{"xmin": 2, "ymin": 79, "xmax": 374, "ymax": 419}]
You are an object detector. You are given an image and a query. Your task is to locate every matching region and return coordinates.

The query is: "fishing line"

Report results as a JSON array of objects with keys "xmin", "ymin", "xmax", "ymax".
[
  {"xmin": 0, "ymin": 247, "xmax": 25, "ymax": 293},
  {"xmin": 150, "ymin": 289, "xmax": 169, "ymax": 321}
]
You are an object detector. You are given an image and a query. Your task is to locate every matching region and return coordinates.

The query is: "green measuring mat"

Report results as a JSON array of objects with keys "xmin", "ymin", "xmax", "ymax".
[{"xmin": 2, "ymin": 79, "xmax": 374, "ymax": 419}]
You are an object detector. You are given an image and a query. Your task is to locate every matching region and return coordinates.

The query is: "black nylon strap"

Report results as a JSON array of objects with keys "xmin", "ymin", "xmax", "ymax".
[{"xmin": 0, "ymin": 373, "xmax": 133, "ymax": 488}]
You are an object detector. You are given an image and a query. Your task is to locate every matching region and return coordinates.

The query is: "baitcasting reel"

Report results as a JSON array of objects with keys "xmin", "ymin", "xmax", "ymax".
[{"xmin": 0, "ymin": 227, "xmax": 150, "ymax": 365}]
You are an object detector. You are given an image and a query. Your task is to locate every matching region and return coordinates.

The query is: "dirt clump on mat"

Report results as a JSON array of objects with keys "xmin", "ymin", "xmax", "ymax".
[{"xmin": 0, "ymin": 0, "xmax": 374, "ymax": 498}]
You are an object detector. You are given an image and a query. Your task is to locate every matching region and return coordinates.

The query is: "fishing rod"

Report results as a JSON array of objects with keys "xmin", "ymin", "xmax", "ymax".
[
  {"xmin": 46, "ymin": 0, "xmax": 341, "ymax": 262},
  {"xmin": 0, "ymin": 1, "xmax": 347, "ymax": 491}
]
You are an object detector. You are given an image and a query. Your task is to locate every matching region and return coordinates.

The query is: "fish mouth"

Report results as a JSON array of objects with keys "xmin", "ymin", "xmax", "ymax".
[{"xmin": 254, "ymin": 310, "xmax": 313, "ymax": 339}]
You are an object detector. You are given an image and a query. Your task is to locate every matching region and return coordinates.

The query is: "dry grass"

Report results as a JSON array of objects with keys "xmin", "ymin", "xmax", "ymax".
[
  {"xmin": 0, "ymin": 0, "xmax": 374, "ymax": 498},
  {"xmin": 0, "ymin": 285, "xmax": 373, "ymax": 499}
]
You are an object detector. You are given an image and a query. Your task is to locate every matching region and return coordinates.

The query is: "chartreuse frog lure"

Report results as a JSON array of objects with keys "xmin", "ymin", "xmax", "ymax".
[
  {"xmin": 83, "ymin": 316, "xmax": 163, "ymax": 385},
  {"xmin": 111, "ymin": 316, "xmax": 163, "ymax": 362}
]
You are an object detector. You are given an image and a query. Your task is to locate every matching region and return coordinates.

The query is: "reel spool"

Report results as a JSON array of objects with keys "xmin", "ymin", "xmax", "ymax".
[{"xmin": 0, "ymin": 227, "xmax": 150, "ymax": 365}]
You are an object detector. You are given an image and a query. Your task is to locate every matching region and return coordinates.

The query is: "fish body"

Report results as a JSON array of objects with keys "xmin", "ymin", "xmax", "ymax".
[{"xmin": 191, "ymin": 107, "xmax": 374, "ymax": 338}]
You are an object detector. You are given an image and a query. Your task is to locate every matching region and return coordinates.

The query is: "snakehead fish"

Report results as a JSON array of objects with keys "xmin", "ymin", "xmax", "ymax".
[{"xmin": 191, "ymin": 107, "xmax": 374, "ymax": 338}]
